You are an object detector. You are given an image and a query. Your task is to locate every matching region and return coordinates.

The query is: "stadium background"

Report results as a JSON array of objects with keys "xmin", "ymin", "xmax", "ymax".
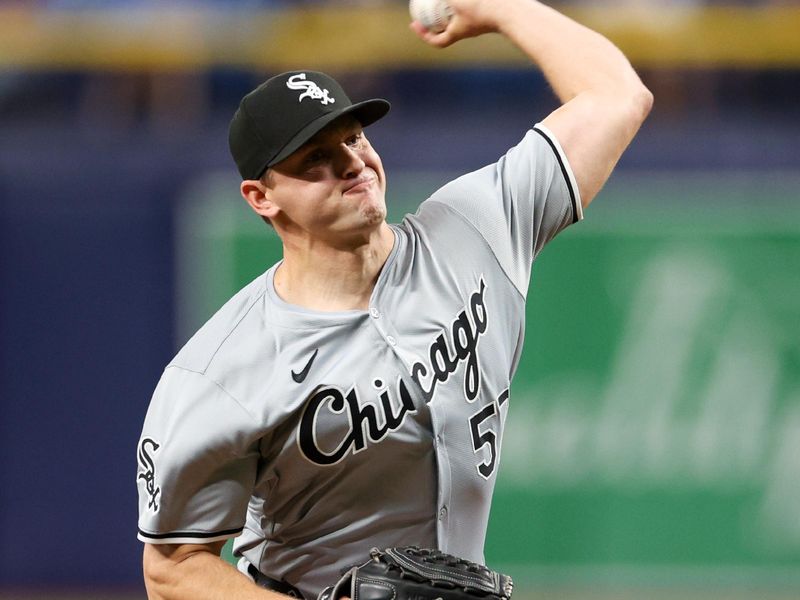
[{"xmin": 1, "ymin": 1, "xmax": 799, "ymax": 599}]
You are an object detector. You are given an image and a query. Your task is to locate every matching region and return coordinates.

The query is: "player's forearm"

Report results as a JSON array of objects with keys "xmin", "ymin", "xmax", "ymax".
[
  {"xmin": 496, "ymin": 0, "xmax": 651, "ymax": 204},
  {"xmin": 143, "ymin": 544, "xmax": 282, "ymax": 600},
  {"xmin": 496, "ymin": 0, "xmax": 647, "ymax": 104}
]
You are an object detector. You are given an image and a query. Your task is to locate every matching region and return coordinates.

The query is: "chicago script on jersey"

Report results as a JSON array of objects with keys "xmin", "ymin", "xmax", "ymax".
[
  {"xmin": 297, "ymin": 279, "xmax": 488, "ymax": 466},
  {"xmin": 411, "ymin": 277, "xmax": 487, "ymax": 403},
  {"xmin": 298, "ymin": 377, "xmax": 417, "ymax": 465}
]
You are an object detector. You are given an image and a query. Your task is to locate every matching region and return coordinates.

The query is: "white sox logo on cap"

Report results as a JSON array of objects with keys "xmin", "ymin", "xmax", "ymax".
[
  {"xmin": 229, "ymin": 70, "xmax": 389, "ymax": 179},
  {"xmin": 286, "ymin": 73, "xmax": 336, "ymax": 105}
]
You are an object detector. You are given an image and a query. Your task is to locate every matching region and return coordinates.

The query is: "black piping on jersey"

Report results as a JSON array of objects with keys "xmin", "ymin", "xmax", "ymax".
[
  {"xmin": 532, "ymin": 127, "xmax": 579, "ymax": 224},
  {"xmin": 498, "ymin": 388, "xmax": 510, "ymax": 406},
  {"xmin": 138, "ymin": 526, "xmax": 243, "ymax": 540}
]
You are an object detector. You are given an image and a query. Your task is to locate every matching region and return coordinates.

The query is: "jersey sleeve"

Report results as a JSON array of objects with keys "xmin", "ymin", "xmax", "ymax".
[
  {"xmin": 423, "ymin": 123, "xmax": 582, "ymax": 297},
  {"xmin": 136, "ymin": 365, "xmax": 260, "ymax": 544}
]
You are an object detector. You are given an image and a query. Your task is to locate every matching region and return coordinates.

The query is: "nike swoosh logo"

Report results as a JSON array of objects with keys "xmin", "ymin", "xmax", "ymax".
[{"xmin": 291, "ymin": 349, "xmax": 319, "ymax": 383}]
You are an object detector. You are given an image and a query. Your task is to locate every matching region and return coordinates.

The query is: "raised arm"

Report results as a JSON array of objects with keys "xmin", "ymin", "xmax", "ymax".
[{"xmin": 411, "ymin": 0, "xmax": 653, "ymax": 208}]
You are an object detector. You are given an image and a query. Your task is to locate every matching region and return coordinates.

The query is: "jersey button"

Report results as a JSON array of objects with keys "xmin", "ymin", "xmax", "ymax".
[
  {"xmin": 386, "ymin": 335, "xmax": 397, "ymax": 346},
  {"xmin": 438, "ymin": 506, "xmax": 448, "ymax": 520},
  {"xmin": 369, "ymin": 307, "xmax": 380, "ymax": 319}
]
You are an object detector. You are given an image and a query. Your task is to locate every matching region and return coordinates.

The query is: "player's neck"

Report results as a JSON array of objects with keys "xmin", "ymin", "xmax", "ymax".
[{"xmin": 274, "ymin": 224, "xmax": 395, "ymax": 312}]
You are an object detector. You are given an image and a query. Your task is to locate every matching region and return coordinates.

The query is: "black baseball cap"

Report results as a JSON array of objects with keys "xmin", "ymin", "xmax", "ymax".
[{"xmin": 228, "ymin": 70, "xmax": 391, "ymax": 180}]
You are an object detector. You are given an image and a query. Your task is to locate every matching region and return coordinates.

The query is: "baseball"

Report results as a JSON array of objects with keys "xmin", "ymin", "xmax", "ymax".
[{"xmin": 410, "ymin": 0, "xmax": 452, "ymax": 34}]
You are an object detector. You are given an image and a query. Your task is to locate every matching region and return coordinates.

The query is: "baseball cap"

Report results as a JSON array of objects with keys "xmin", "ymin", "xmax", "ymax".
[{"xmin": 228, "ymin": 70, "xmax": 391, "ymax": 180}]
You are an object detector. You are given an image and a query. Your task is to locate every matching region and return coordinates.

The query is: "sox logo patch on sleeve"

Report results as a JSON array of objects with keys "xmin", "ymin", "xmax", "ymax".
[{"xmin": 137, "ymin": 438, "xmax": 161, "ymax": 512}]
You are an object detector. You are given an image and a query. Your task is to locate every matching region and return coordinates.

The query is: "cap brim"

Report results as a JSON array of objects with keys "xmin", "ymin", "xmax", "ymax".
[{"xmin": 268, "ymin": 98, "xmax": 390, "ymax": 169}]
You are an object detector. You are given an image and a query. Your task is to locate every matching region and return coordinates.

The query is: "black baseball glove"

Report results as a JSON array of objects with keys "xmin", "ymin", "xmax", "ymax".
[{"xmin": 318, "ymin": 546, "xmax": 513, "ymax": 600}]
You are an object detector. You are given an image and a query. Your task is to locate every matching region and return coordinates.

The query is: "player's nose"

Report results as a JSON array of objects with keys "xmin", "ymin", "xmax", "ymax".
[{"xmin": 336, "ymin": 144, "xmax": 366, "ymax": 179}]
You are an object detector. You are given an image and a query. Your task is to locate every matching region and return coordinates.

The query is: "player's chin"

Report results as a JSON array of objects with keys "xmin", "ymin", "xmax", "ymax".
[
  {"xmin": 348, "ymin": 188, "xmax": 386, "ymax": 226},
  {"xmin": 359, "ymin": 199, "xmax": 387, "ymax": 226}
]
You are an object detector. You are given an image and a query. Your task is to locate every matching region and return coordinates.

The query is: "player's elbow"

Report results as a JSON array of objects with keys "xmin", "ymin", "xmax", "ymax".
[
  {"xmin": 143, "ymin": 541, "xmax": 226, "ymax": 599},
  {"xmin": 622, "ymin": 82, "xmax": 653, "ymax": 134},
  {"xmin": 632, "ymin": 82, "xmax": 654, "ymax": 125},
  {"xmin": 142, "ymin": 544, "xmax": 177, "ymax": 599},
  {"xmin": 605, "ymin": 81, "xmax": 653, "ymax": 145}
]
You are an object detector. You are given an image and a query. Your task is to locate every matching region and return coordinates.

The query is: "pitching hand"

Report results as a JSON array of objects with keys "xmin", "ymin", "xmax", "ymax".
[{"xmin": 410, "ymin": 0, "xmax": 514, "ymax": 48}]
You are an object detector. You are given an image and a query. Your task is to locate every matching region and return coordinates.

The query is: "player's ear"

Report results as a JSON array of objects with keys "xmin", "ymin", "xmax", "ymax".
[{"xmin": 240, "ymin": 178, "xmax": 280, "ymax": 220}]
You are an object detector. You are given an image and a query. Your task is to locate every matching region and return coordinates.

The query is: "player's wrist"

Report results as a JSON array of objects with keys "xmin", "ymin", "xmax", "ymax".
[
  {"xmin": 491, "ymin": 0, "xmax": 545, "ymax": 38},
  {"xmin": 459, "ymin": 0, "xmax": 514, "ymax": 34}
]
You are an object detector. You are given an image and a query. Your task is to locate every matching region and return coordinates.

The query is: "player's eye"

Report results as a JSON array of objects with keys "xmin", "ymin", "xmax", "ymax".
[
  {"xmin": 305, "ymin": 149, "xmax": 326, "ymax": 164},
  {"xmin": 346, "ymin": 133, "xmax": 363, "ymax": 148}
]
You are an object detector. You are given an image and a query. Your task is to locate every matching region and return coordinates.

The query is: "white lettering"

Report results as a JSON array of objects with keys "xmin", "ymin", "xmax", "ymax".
[
  {"xmin": 500, "ymin": 248, "xmax": 800, "ymax": 546},
  {"xmin": 286, "ymin": 73, "xmax": 335, "ymax": 105}
]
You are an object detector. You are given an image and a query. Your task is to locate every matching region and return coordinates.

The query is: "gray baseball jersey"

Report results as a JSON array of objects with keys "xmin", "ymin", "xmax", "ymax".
[{"xmin": 136, "ymin": 123, "xmax": 581, "ymax": 599}]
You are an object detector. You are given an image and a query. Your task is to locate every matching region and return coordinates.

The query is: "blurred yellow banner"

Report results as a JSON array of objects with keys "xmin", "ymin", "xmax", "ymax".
[{"xmin": 0, "ymin": 5, "xmax": 799, "ymax": 71}]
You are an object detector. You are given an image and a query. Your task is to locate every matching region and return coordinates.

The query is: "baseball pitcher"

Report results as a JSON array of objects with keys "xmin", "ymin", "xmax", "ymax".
[{"xmin": 136, "ymin": 1, "xmax": 652, "ymax": 599}]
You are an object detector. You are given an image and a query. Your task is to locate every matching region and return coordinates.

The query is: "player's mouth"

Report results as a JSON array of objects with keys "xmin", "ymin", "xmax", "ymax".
[{"xmin": 343, "ymin": 176, "xmax": 375, "ymax": 195}]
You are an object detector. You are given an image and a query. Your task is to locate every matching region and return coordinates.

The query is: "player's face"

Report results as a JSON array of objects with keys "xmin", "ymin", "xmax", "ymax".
[{"xmin": 265, "ymin": 116, "xmax": 387, "ymax": 240}]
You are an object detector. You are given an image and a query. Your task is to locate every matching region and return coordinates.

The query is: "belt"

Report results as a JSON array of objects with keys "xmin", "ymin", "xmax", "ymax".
[{"xmin": 247, "ymin": 564, "xmax": 305, "ymax": 599}]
